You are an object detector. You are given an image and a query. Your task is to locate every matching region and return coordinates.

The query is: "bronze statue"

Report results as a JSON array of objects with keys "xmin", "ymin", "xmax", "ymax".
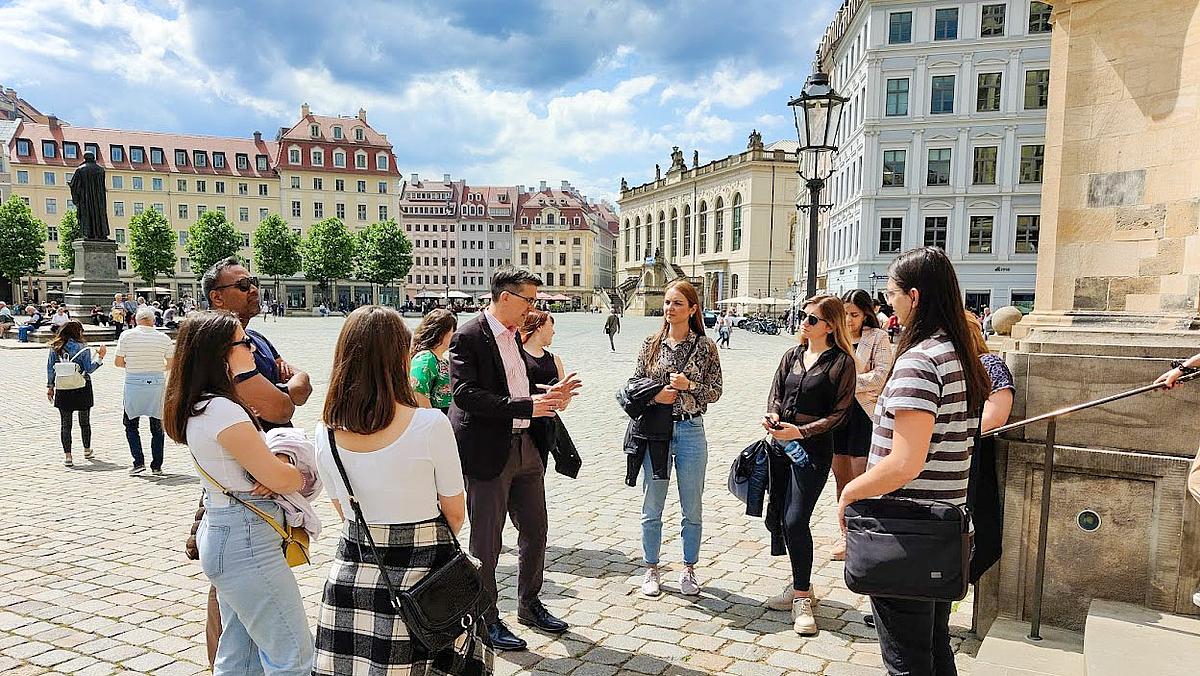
[
  {"xmin": 655, "ymin": 164, "xmax": 661, "ymax": 180},
  {"xmin": 669, "ymin": 146, "xmax": 687, "ymax": 172},
  {"xmin": 621, "ymin": 177, "xmax": 629, "ymax": 192},
  {"xmin": 693, "ymin": 150, "xmax": 699, "ymax": 168},
  {"xmin": 748, "ymin": 129, "xmax": 764, "ymax": 150},
  {"xmin": 68, "ymin": 152, "xmax": 110, "ymax": 240}
]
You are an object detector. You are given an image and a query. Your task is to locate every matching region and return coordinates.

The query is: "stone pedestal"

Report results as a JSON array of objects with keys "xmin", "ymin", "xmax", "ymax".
[{"xmin": 64, "ymin": 239, "xmax": 125, "ymax": 319}]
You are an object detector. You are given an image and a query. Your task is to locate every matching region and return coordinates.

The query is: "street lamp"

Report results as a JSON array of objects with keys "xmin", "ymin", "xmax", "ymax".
[{"xmin": 789, "ymin": 68, "xmax": 847, "ymax": 300}]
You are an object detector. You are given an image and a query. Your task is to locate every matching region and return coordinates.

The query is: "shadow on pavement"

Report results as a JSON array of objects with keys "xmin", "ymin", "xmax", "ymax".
[
  {"xmin": 70, "ymin": 459, "xmax": 122, "ymax": 472},
  {"xmin": 495, "ymin": 626, "xmax": 709, "ymax": 676}
]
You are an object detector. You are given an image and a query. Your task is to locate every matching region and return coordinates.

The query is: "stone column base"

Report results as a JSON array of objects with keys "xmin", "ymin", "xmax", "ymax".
[{"xmin": 64, "ymin": 239, "xmax": 125, "ymax": 319}]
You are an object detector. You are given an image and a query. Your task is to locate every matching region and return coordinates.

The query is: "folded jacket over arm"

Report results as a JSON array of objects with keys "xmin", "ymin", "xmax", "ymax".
[{"xmin": 617, "ymin": 377, "xmax": 673, "ymax": 486}]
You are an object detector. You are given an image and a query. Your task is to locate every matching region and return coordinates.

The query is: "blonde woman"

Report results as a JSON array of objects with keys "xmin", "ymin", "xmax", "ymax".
[{"xmin": 761, "ymin": 295, "xmax": 857, "ymax": 635}]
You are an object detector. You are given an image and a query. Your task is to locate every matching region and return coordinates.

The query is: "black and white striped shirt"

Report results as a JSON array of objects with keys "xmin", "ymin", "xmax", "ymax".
[{"xmin": 868, "ymin": 332, "xmax": 978, "ymax": 505}]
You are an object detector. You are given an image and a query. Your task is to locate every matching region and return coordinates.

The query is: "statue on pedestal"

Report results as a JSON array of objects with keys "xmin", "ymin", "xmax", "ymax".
[
  {"xmin": 748, "ymin": 129, "xmax": 763, "ymax": 150},
  {"xmin": 693, "ymin": 150, "xmax": 699, "ymax": 168},
  {"xmin": 669, "ymin": 146, "xmax": 687, "ymax": 172},
  {"xmin": 655, "ymin": 164, "xmax": 661, "ymax": 180},
  {"xmin": 620, "ymin": 177, "xmax": 628, "ymax": 192},
  {"xmin": 68, "ymin": 152, "xmax": 110, "ymax": 240}
]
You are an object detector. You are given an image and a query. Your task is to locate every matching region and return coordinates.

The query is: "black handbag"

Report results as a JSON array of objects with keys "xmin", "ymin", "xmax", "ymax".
[
  {"xmin": 326, "ymin": 428, "xmax": 493, "ymax": 652},
  {"xmin": 843, "ymin": 497, "xmax": 973, "ymax": 602}
]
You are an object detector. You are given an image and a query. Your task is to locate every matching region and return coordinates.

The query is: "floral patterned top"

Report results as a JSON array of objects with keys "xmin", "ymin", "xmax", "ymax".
[
  {"xmin": 633, "ymin": 331, "xmax": 723, "ymax": 416},
  {"xmin": 410, "ymin": 349, "xmax": 452, "ymax": 408},
  {"xmin": 981, "ymin": 353, "xmax": 1015, "ymax": 394}
]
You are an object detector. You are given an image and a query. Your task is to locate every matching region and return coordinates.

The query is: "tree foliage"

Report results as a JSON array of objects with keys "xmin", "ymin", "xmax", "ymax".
[
  {"xmin": 302, "ymin": 217, "xmax": 356, "ymax": 302},
  {"xmin": 354, "ymin": 219, "xmax": 412, "ymax": 305},
  {"xmin": 254, "ymin": 214, "xmax": 303, "ymax": 304},
  {"xmin": 57, "ymin": 209, "xmax": 82, "ymax": 273},
  {"xmin": 185, "ymin": 210, "xmax": 242, "ymax": 279},
  {"xmin": 128, "ymin": 209, "xmax": 177, "ymax": 287},
  {"xmin": 0, "ymin": 195, "xmax": 48, "ymax": 296}
]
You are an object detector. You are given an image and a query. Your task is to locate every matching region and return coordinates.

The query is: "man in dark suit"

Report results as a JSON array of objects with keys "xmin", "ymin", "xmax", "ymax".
[{"xmin": 449, "ymin": 267, "xmax": 581, "ymax": 651}]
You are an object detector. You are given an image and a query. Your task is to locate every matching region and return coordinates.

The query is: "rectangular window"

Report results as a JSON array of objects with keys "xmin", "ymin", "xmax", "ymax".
[
  {"xmin": 256, "ymin": 155, "xmax": 268, "ymax": 171},
  {"xmin": 241, "ymin": 233, "xmax": 250, "ymax": 247},
  {"xmin": 181, "ymin": 258, "xmax": 191, "ymax": 273},
  {"xmin": 153, "ymin": 203, "xmax": 164, "ymax": 214},
  {"xmin": 63, "ymin": 143, "xmax": 78, "ymax": 160},
  {"xmin": 290, "ymin": 176, "xmax": 301, "ymax": 189},
  {"xmin": 259, "ymin": 184, "xmax": 268, "ymax": 196},
  {"xmin": 1020, "ymin": 144, "xmax": 1045, "ymax": 183},
  {"xmin": 178, "ymin": 205, "xmax": 189, "ymax": 220},
  {"xmin": 196, "ymin": 180, "xmax": 206, "ymax": 193},
  {"xmin": 236, "ymin": 153, "xmax": 249, "ymax": 170},
  {"xmin": 889, "ymin": 11, "xmax": 912, "ymax": 43},
  {"xmin": 927, "ymin": 148, "xmax": 952, "ymax": 186},
  {"xmin": 880, "ymin": 217, "xmax": 903, "ymax": 253},
  {"xmin": 336, "ymin": 203, "xmax": 345, "ymax": 219},
  {"xmin": 129, "ymin": 147, "xmax": 144, "ymax": 163},
  {"xmin": 977, "ymin": 72, "xmax": 1003, "ymax": 112},
  {"xmin": 238, "ymin": 182, "xmax": 248, "ymax": 195},
  {"xmin": 355, "ymin": 153, "xmax": 367, "ymax": 169},
  {"xmin": 377, "ymin": 155, "xmax": 388, "ymax": 170},
  {"xmin": 215, "ymin": 181, "xmax": 225, "ymax": 194},
  {"xmin": 133, "ymin": 202, "xmax": 144, "ymax": 215},
  {"xmin": 311, "ymin": 149, "xmax": 323, "ymax": 166},
  {"xmin": 153, "ymin": 177, "xmax": 163, "ymax": 191},
  {"xmin": 44, "ymin": 171, "xmax": 56, "ymax": 186},
  {"xmin": 16, "ymin": 170, "xmax": 28, "ymax": 184},
  {"xmin": 16, "ymin": 139, "xmax": 30, "ymax": 156},
  {"xmin": 357, "ymin": 180, "xmax": 366, "ymax": 193},
  {"xmin": 1024, "ymin": 69, "xmax": 1050, "ymax": 109},
  {"xmin": 113, "ymin": 201, "xmax": 124, "ymax": 217},
  {"xmin": 931, "ymin": 75, "xmax": 956, "ymax": 114},
  {"xmin": 379, "ymin": 205, "xmax": 388, "ymax": 220},
  {"xmin": 117, "ymin": 255, "xmax": 127, "ymax": 271},
  {"xmin": 151, "ymin": 148, "xmax": 164, "ymax": 164},
  {"xmin": 378, "ymin": 182, "xmax": 387, "ymax": 194},
  {"xmin": 313, "ymin": 177, "xmax": 322, "ymax": 190},
  {"xmin": 260, "ymin": 208, "xmax": 269, "ymax": 221},
  {"xmin": 192, "ymin": 151, "xmax": 206, "ymax": 167},
  {"xmin": 335, "ymin": 179, "xmax": 344, "ymax": 192},
  {"xmin": 115, "ymin": 228, "xmax": 126, "ymax": 244},
  {"xmin": 178, "ymin": 230, "xmax": 188, "ymax": 247},
  {"xmin": 49, "ymin": 254, "xmax": 60, "ymax": 270},
  {"xmin": 882, "ymin": 150, "xmax": 906, "ymax": 187},
  {"xmin": 131, "ymin": 176, "xmax": 143, "ymax": 190},
  {"xmin": 47, "ymin": 226, "xmax": 58, "ymax": 242},
  {"xmin": 934, "ymin": 8, "xmax": 959, "ymax": 39},
  {"xmin": 239, "ymin": 207, "xmax": 249, "ymax": 222},
  {"xmin": 1029, "ymin": 1, "xmax": 1053, "ymax": 33},
  {"xmin": 177, "ymin": 179, "xmax": 187, "ymax": 192},
  {"xmin": 291, "ymin": 200, "xmax": 301, "ymax": 217},
  {"xmin": 923, "ymin": 216, "xmax": 947, "ymax": 249},
  {"xmin": 973, "ymin": 146, "xmax": 998, "ymax": 184},
  {"xmin": 981, "ymin": 3, "xmax": 1006, "ymax": 36},
  {"xmin": 42, "ymin": 140, "xmax": 57, "ymax": 158},
  {"xmin": 969, "ymin": 215, "xmax": 994, "ymax": 253},
  {"xmin": 1016, "ymin": 215, "xmax": 1041, "ymax": 253},
  {"xmin": 112, "ymin": 175, "xmax": 124, "ymax": 189},
  {"xmin": 175, "ymin": 149, "xmax": 188, "ymax": 166},
  {"xmin": 358, "ymin": 204, "xmax": 367, "ymax": 220},
  {"xmin": 213, "ymin": 152, "xmax": 226, "ymax": 169},
  {"xmin": 885, "ymin": 78, "xmax": 909, "ymax": 116}
]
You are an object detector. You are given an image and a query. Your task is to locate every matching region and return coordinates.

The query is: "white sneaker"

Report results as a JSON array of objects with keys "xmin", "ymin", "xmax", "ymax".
[
  {"xmin": 641, "ymin": 568, "xmax": 661, "ymax": 597},
  {"xmin": 766, "ymin": 583, "xmax": 820, "ymax": 611},
  {"xmin": 679, "ymin": 568, "xmax": 701, "ymax": 596},
  {"xmin": 1193, "ymin": 589, "xmax": 1199, "ymax": 608},
  {"xmin": 792, "ymin": 597, "xmax": 818, "ymax": 636}
]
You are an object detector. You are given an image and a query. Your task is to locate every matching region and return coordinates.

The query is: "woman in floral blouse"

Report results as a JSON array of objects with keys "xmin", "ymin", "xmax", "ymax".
[
  {"xmin": 632, "ymin": 279, "xmax": 723, "ymax": 599},
  {"xmin": 409, "ymin": 309, "xmax": 457, "ymax": 414}
]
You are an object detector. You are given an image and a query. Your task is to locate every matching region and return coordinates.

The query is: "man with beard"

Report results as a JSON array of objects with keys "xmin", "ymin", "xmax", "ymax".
[{"xmin": 192, "ymin": 256, "xmax": 313, "ymax": 666}]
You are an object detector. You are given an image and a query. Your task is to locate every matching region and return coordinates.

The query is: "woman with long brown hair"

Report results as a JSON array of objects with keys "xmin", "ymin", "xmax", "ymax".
[
  {"xmin": 163, "ymin": 311, "xmax": 310, "ymax": 676},
  {"xmin": 313, "ymin": 306, "xmax": 490, "ymax": 676},
  {"xmin": 761, "ymin": 294, "xmax": 857, "ymax": 635},
  {"xmin": 409, "ymin": 308, "xmax": 458, "ymax": 413},
  {"xmin": 46, "ymin": 320, "xmax": 106, "ymax": 467},
  {"xmin": 631, "ymin": 279, "xmax": 723, "ymax": 598}
]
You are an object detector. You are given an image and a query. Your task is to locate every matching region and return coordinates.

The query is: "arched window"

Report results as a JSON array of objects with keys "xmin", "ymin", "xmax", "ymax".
[
  {"xmin": 310, "ymin": 148, "xmax": 323, "ymax": 166},
  {"xmin": 623, "ymin": 219, "xmax": 630, "ymax": 261},
  {"xmin": 731, "ymin": 273, "xmax": 739, "ymax": 294},
  {"xmin": 669, "ymin": 208, "xmax": 678, "ymax": 258},
  {"xmin": 657, "ymin": 211, "xmax": 666, "ymax": 258},
  {"xmin": 714, "ymin": 197, "xmax": 724, "ymax": 253},
  {"xmin": 683, "ymin": 205, "xmax": 692, "ymax": 256},
  {"xmin": 634, "ymin": 216, "xmax": 642, "ymax": 260},
  {"xmin": 732, "ymin": 193, "xmax": 743, "ymax": 250},
  {"xmin": 698, "ymin": 201, "xmax": 708, "ymax": 254},
  {"xmin": 376, "ymin": 152, "xmax": 389, "ymax": 170},
  {"xmin": 355, "ymin": 151, "xmax": 367, "ymax": 169}
]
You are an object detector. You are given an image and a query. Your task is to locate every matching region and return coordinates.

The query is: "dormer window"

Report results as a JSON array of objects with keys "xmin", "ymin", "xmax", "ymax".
[
  {"xmin": 376, "ymin": 152, "xmax": 388, "ymax": 170},
  {"xmin": 289, "ymin": 148, "xmax": 301, "ymax": 164},
  {"xmin": 149, "ymin": 147, "xmax": 163, "ymax": 164},
  {"xmin": 175, "ymin": 149, "xmax": 188, "ymax": 166},
  {"xmin": 16, "ymin": 139, "xmax": 31, "ymax": 156},
  {"xmin": 334, "ymin": 151, "xmax": 346, "ymax": 168},
  {"xmin": 86, "ymin": 143, "xmax": 100, "ymax": 158},
  {"xmin": 193, "ymin": 151, "xmax": 208, "ymax": 167},
  {"xmin": 63, "ymin": 143, "xmax": 79, "ymax": 160},
  {"xmin": 130, "ymin": 146, "xmax": 145, "ymax": 163},
  {"xmin": 310, "ymin": 124, "xmax": 320, "ymax": 137},
  {"xmin": 354, "ymin": 127, "xmax": 365, "ymax": 141},
  {"xmin": 310, "ymin": 148, "xmax": 323, "ymax": 166},
  {"xmin": 256, "ymin": 155, "xmax": 268, "ymax": 171},
  {"xmin": 355, "ymin": 151, "xmax": 367, "ymax": 169},
  {"xmin": 332, "ymin": 126, "xmax": 343, "ymax": 139},
  {"xmin": 236, "ymin": 153, "xmax": 249, "ymax": 169},
  {"xmin": 110, "ymin": 145, "xmax": 124, "ymax": 162},
  {"xmin": 213, "ymin": 152, "xmax": 226, "ymax": 169}
]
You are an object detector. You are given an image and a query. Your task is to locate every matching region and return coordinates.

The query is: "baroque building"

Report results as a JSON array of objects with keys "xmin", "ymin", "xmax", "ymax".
[
  {"xmin": 515, "ymin": 180, "xmax": 616, "ymax": 307},
  {"xmin": 804, "ymin": 0, "xmax": 1051, "ymax": 312}
]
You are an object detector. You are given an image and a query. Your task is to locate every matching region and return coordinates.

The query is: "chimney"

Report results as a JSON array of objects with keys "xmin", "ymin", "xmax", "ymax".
[
  {"xmin": 539, "ymin": 180, "xmax": 547, "ymax": 192},
  {"xmin": 517, "ymin": 184, "xmax": 524, "ymax": 195},
  {"xmin": 253, "ymin": 130, "xmax": 262, "ymax": 143},
  {"xmin": 48, "ymin": 115, "xmax": 59, "ymax": 128},
  {"xmin": 561, "ymin": 180, "xmax": 570, "ymax": 190},
  {"xmin": 301, "ymin": 102, "xmax": 310, "ymax": 117},
  {"xmin": 443, "ymin": 173, "xmax": 451, "ymax": 184},
  {"xmin": 410, "ymin": 173, "xmax": 419, "ymax": 184},
  {"xmin": 358, "ymin": 108, "xmax": 367, "ymax": 123}
]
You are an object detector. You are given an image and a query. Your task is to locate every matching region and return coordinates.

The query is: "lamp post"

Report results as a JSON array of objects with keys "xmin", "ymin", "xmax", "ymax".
[{"xmin": 789, "ymin": 68, "xmax": 848, "ymax": 300}]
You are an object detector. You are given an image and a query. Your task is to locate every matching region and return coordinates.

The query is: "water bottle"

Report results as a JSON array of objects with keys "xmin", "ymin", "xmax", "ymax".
[{"xmin": 783, "ymin": 439, "xmax": 811, "ymax": 467}]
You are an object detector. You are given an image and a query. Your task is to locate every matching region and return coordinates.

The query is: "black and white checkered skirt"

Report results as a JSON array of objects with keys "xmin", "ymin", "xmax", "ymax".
[{"xmin": 314, "ymin": 518, "xmax": 493, "ymax": 676}]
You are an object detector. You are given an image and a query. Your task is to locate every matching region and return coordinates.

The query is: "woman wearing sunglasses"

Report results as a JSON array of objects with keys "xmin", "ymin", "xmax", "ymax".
[
  {"xmin": 762, "ymin": 295, "xmax": 857, "ymax": 635},
  {"xmin": 164, "ymin": 311, "xmax": 313, "ymax": 676}
]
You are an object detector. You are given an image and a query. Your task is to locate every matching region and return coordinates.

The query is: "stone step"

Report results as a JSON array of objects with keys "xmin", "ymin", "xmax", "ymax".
[
  {"xmin": 1083, "ymin": 599, "xmax": 1200, "ymax": 676},
  {"xmin": 974, "ymin": 617, "xmax": 1085, "ymax": 676}
]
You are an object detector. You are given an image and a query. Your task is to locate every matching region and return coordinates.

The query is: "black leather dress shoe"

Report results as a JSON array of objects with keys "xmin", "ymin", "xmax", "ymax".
[
  {"xmin": 486, "ymin": 621, "xmax": 527, "ymax": 651},
  {"xmin": 517, "ymin": 600, "xmax": 569, "ymax": 634}
]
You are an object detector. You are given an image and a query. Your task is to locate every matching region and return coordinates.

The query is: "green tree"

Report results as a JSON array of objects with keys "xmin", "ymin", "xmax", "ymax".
[
  {"xmin": 57, "ymin": 209, "xmax": 81, "ymax": 273},
  {"xmin": 0, "ymin": 195, "xmax": 48, "ymax": 301},
  {"xmin": 354, "ymin": 218, "xmax": 412, "ymax": 307},
  {"xmin": 302, "ymin": 217, "xmax": 356, "ymax": 305},
  {"xmin": 128, "ymin": 209, "xmax": 177, "ymax": 289},
  {"xmin": 185, "ymin": 210, "xmax": 242, "ymax": 279},
  {"xmin": 253, "ymin": 214, "xmax": 302, "ymax": 307}
]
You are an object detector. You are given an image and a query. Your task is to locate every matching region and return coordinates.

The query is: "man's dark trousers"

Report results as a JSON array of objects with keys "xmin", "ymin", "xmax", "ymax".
[
  {"xmin": 466, "ymin": 431, "xmax": 547, "ymax": 624},
  {"xmin": 607, "ymin": 331, "xmax": 615, "ymax": 350}
]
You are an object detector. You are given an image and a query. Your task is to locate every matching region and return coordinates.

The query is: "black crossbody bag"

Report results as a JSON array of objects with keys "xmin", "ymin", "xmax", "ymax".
[{"xmin": 326, "ymin": 428, "xmax": 492, "ymax": 652}]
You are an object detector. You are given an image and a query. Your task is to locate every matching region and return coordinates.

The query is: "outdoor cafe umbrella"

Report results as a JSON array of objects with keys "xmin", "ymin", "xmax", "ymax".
[{"xmin": 716, "ymin": 296, "xmax": 759, "ymax": 305}]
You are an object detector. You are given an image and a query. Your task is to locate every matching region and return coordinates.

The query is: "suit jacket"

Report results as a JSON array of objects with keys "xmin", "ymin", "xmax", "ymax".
[{"xmin": 449, "ymin": 313, "xmax": 537, "ymax": 480}]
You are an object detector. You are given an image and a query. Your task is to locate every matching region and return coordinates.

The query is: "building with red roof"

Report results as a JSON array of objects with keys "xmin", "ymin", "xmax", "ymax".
[{"xmin": 514, "ymin": 180, "xmax": 617, "ymax": 306}]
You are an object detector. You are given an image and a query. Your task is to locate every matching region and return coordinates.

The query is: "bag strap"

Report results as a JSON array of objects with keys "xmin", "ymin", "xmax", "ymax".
[{"xmin": 191, "ymin": 457, "xmax": 295, "ymax": 543}]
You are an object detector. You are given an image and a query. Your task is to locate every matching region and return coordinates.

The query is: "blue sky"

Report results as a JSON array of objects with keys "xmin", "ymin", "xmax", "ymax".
[{"xmin": 0, "ymin": 0, "xmax": 838, "ymax": 203}]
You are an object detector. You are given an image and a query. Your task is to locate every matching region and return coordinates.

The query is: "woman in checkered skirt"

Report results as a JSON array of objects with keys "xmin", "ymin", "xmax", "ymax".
[{"xmin": 313, "ymin": 306, "xmax": 492, "ymax": 676}]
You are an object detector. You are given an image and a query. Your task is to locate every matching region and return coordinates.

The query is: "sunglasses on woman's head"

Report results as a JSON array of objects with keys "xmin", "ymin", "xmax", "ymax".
[{"xmin": 796, "ymin": 311, "xmax": 823, "ymax": 326}]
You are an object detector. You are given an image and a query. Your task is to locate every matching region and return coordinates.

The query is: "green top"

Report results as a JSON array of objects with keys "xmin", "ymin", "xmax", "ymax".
[{"xmin": 410, "ymin": 349, "xmax": 452, "ymax": 408}]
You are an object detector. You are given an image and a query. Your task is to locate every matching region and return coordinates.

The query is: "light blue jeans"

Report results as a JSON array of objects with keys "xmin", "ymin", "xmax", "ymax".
[
  {"xmin": 198, "ymin": 494, "xmax": 314, "ymax": 676},
  {"xmin": 641, "ymin": 417, "xmax": 708, "ymax": 566}
]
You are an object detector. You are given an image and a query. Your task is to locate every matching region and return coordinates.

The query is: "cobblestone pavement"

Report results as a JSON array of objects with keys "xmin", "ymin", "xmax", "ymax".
[{"xmin": 0, "ymin": 314, "xmax": 980, "ymax": 675}]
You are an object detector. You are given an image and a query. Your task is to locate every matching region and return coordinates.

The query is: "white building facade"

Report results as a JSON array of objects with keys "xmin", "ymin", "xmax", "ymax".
[{"xmin": 801, "ymin": 0, "xmax": 1052, "ymax": 313}]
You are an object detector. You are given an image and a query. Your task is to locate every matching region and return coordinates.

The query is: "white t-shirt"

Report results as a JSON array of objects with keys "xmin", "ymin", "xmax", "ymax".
[
  {"xmin": 186, "ymin": 396, "xmax": 260, "ymax": 494},
  {"xmin": 51, "ymin": 312, "xmax": 70, "ymax": 326},
  {"xmin": 116, "ymin": 325, "xmax": 174, "ymax": 372},
  {"xmin": 315, "ymin": 408, "xmax": 465, "ymax": 525}
]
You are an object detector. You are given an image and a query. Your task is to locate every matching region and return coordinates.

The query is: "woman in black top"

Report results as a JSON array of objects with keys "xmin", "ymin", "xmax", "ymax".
[
  {"xmin": 520, "ymin": 310, "xmax": 565, "ymax": 392},
  {"xmin": 761, "ymin": 294, "xmax": 857, "ymax": 636}
]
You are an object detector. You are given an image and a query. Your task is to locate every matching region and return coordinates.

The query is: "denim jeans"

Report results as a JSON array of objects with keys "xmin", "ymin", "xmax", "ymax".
[
  {"xmin": 641, "ymin": 417, "xmax": 707, "ymax": 566},
  {"xmin": 198, "ymin": 494, "xmax": 313, "ymax": 676},
  {"xmin": 124, "ymin": 413, "xmax": 164, "ymax": 469}
]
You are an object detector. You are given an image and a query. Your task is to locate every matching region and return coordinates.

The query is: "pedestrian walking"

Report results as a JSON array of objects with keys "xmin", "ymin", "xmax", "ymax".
[
  {"xmin": 837, "ymin": 246, "xmax": 989, "ymax": 676},
  {"xmin": 123, "ymin": 295, "xmax": 138, "ymax": 328},
  {"xmin": 717, "ymin": 310, "xmax": 734, "ymax": 348},
  {"xmin": 604, "ymin": 308, "xmax": 621, "ymax": 351},
  {"xmin": 760, "ymin": 294, "xmax": 856, "ymax": 635},
  {"xmin": 829, "ymin": 289, "xmax": 893, "ymax": 561},
  {"xmin": 164, "ymin": 312, "xmax": 313, "ymax": 676},
  {"xmin": 46, "ymin": 321, "xmax": 105, "ymax": 467},
  {"xmin": 633, "ymin": 279, "xmax": 722, "ymax": 599},
  {"xmin": 313, "ymin": 306, "xmax": 491, "ymax": 675},
  {"xmin": 409, "ymin": 308, "xmax": 457, "ymax": 413},
  {"xmin": 447, "ymin": 268, "xmax": 580, "ymax": 651},
  {"xmin": 115, "ymin": 306, "xmax": 174, "ymax": 475}
]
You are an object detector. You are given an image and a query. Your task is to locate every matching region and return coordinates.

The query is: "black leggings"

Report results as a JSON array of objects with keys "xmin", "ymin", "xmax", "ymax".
[
  {"xmin": 59, "ymin": 408, "xmax": 92, "ymax": 453},
  {"xmin": 768, "ymin": 441, "xmax": 832, "ymax": 590}
]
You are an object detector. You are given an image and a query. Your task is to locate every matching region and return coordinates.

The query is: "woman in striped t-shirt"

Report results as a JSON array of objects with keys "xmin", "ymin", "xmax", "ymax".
[{"xmin": 836, "ymin": 247, "xmax": 990, "ymax": 676}]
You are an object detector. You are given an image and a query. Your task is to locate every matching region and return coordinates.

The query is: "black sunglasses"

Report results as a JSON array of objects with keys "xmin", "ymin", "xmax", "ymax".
[
  {"xmin": 229, "ymin": 336, "xmax": 254, "ymax": 350},
  {"xmin": 796, "ymin": 311, "xmax": 824, "ymax": 326},
  {"xmin": 212, "ymin": 276, "xmax": 260, "ymax": 293}
]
